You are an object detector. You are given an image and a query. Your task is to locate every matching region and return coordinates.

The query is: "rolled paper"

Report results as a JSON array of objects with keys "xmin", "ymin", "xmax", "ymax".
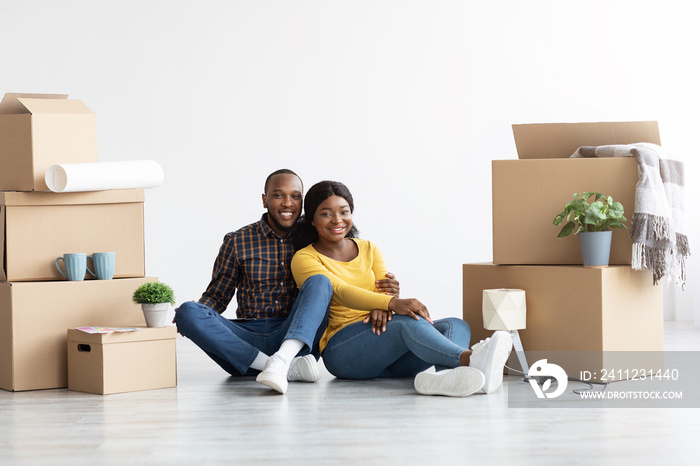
[
  {"xmin": 45, "ymin": 160, "xmax": 164, "ymax": 193},
  {"xmin": 482, "ymin": 288, "xmax": 527, "ymax": 330}
]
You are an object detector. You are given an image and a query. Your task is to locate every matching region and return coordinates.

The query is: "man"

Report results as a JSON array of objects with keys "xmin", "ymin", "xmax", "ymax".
[{"xmin": 174, "ymin": 169, "xmax": 398, "ymax": 394}]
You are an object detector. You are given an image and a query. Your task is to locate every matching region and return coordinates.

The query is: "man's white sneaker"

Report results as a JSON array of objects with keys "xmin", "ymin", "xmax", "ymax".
[
  {"xmin": 414, "ymin": 366, "xmax": 486, "ymax": 397},
  {"xmin": 256, "ymin": 355, "xmax": 289, "ymax": 394},
  {"xmin": 287, "ymin": 354, "xmax": 320, "ymax": 383},
  {"xmin": 469, "ymin": 331, "xmax": 513, "ymax": 394}
]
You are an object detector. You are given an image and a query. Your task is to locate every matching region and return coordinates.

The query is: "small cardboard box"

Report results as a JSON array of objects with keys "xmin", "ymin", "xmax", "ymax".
[
  {"xmin": 67, "ymin": 326, "xmax": 177, "ymax": 395},
  {"xmin": 0, "ymin": 189, "xmax": 145, "ymax": 281},
  {"xmin": 462, "ymin": 263, "xmax": 663, "ymax": 379},
  {"xmin": 0, "ymin": 93, "xmax": 98, "ymax": 191},
  {"xmin": 0, "ymin": 277, "xmax": 155, "ymax": 391},
  {"xmin": 493, "ymin": 121, "xmax": 661, "ymax": 265}
]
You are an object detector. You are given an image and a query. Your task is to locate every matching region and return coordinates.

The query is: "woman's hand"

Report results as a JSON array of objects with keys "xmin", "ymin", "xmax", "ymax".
[
  {"xmin": 387, "ymin": 297, "xmax": 433, "ymax": 324},
  {"xmin": 363, "ymin": 309, "xmax": 392, "ymax": 335},
  {"xmin": 376, "ymin": 272, "xmax": 400, "ymax": 297}
]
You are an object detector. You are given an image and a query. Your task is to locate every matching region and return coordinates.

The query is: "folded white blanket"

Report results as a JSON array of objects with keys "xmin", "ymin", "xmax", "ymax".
[{"xmin": 571, "ymin": 143, "xmax": 689, "ymax": 286}]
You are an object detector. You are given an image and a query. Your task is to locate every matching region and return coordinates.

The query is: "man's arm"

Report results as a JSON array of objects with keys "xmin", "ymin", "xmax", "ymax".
[
  {"xmin": 199, "ymin": 233, "xmax": 239, "ymax": 314},
  {"xmin": 376, "ymin": 272, "xmax": 400, "ymax": 297}
]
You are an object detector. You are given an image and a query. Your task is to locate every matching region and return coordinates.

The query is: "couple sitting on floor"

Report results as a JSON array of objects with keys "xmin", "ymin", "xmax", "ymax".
[{"xmin": 174, "ymin": 169, "xmax": 512, "ymax": 396}]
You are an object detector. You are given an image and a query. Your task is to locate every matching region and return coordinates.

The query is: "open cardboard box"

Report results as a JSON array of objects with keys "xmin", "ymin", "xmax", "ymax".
[
  {"xmin": 68, "ymin": 326, "xmax": 177, "ymax": 395},
  {"xmin": 0, "ymin": 93, "xmax": 98, "ymax": 192},
  {"xmin": 462, "ymin": 263, "xmax": 663, "ymax": 381},
  {"xmin": 493, "ymin": 121, "xmax": 661, "ymax": 265},
  {"xmin": 0, "ymin": 189, "xmax": 145, "ymax": 281},
  {"xmin": 0, "ymin": 277, "xmax": 156, "ymax": 391}
]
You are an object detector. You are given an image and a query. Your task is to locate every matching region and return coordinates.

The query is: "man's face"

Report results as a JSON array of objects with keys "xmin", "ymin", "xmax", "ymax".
[{"xmin": 262, "ymin": 173, "xmax": 303, "ymax": 237}]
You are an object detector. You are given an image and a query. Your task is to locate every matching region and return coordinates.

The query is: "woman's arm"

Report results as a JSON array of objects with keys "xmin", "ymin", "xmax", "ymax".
[{"xmin": 291, "ymin": 247, "xmax": 393, "ymax": 312}]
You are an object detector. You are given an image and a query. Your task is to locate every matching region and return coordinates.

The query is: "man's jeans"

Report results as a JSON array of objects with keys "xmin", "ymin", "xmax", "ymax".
[
  {"xmin": 322, "ymin": 315, "xmax": 471, "ymax": 379},
  {"xmin": 174, "ymin": 275, "xmax": 332, "ymax": 376}
]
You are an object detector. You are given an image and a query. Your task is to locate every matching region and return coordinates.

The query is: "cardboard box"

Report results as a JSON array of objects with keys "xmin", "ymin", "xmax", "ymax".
[
  {"xmin": 462, "ymin": 263, "xmax": 663, "ymax": 379},
  {"xmin": 492, "ymin": 158, "xmax": 638, "ymax": 265},
  {"xmin": 0, "ymin": 277, "xmax": 155, "ymax": 391},
  {"xmin": 1, "ymin": 189, "xmax": 145, "ymax": 281},
  {"xmin": 493, "ymin": 121, "xmax": 661, "ymax": 265},
  {"xmin": 0, "ymin": 93, "xmax": 98, "ymax": 191},
  {"xmin": 67, "ymin": 326, "xmax": 177, "ymax": 395}
]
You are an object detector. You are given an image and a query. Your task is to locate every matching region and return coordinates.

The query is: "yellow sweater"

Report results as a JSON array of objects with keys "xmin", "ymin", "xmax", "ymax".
[{"xmin": 291, "ymin": 238, "xmax": 394, "ymax": 351}]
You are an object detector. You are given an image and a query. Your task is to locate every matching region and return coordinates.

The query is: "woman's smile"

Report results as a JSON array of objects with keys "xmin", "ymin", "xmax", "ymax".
[{"xmin": 327, "ymin": 225, "xmax": 347, "ymax": 235}]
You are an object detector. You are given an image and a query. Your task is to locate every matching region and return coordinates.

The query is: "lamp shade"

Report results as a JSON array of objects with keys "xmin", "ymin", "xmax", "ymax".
[{"xmin": 482, "ymin": 288, "xmax": 526, "ymax": 330}]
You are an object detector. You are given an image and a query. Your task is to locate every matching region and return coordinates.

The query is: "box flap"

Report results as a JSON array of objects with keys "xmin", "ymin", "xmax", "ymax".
[
  {"xmin": 512, "ymin": 121, "xmax": 661, "ymax": 159},
  {"xmin": 67, "ymin": 326, "xmax": 176, "ymax": 344},
  {"xmin": 0, "ymin": 189, "xmax": 145, "ymax": 207},
  {"xmin": 16, "ymin": 97, "xmax": 94, "ymax": 116},
  {"xmin": 0, "ymin": 93, "xmax": 69, "ymax": 115}
]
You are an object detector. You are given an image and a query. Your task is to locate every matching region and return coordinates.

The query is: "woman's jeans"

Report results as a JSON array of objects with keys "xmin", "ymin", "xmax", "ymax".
[
  {"xmin": 322, "ymin": 315, "xmax": 471, "ymax": 379},
  {"xmin": 174, "ymin": 275, "xmax": 332, "ymax": 376}
]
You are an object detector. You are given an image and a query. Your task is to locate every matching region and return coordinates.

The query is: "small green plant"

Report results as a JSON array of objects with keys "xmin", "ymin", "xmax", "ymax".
[
  {"xmin": 132, "ymin": 281, "xmax": 176, "ymax": 305},
  {"xmin": 553, "ymin": 192, "xmax": 627, "ymax": 238}
]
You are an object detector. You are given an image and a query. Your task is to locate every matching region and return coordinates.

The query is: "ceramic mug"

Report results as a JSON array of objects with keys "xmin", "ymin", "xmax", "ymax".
[
  {"xmin": 55, "ymin": 253, "xmax": 89, "ymax": 281},
  {"xmin": 87, "ymin": 252, "xmax": 116, "ymax": 280}
]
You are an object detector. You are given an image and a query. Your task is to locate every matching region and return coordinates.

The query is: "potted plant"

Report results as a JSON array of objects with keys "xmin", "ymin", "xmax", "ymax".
[
  {"xmin": 552, "ymin": 192, "xmax": 627, "ymax": 268},
  {"xmin": 132, "ymin": 281, "xmax": 176, "ymax": 328}
]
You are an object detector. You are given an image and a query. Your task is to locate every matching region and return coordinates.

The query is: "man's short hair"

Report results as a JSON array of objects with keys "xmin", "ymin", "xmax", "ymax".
[{"xmin": 264, "ymin": 169, "xmax": 302, "ymax": 193}]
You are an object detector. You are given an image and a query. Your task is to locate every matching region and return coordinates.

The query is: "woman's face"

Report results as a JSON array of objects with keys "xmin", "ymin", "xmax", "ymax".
[{"xmin": 312, "ymin": 195, "xmax": 352, "ymax": 244}]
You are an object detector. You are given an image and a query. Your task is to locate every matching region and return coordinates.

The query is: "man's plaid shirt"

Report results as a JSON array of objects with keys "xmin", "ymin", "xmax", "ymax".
[{"xmin": 199, "ymin": 215, "xmax": 298, "ymax": 319}]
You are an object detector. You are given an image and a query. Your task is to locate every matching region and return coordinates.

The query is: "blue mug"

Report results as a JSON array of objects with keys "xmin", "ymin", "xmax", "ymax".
[
  {"xmin": 55, "ymin": 253, "xmax": 88, "ymax": 281},
  {"xmin": 87, "ymin": 252, "xmax": 116, "ymax": 280}
]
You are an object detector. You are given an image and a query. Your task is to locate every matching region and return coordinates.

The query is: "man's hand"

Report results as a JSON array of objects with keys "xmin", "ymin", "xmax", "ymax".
[
  {"xmin": 172, "ymin": 305, "xmax": 180, "ymax": 332},
  {"xmin": 363, "ymin": 309, "xmax": 392, "ymax": 335},
  {"xmin": 171, "ymin": 300, "xmax": 195, "ymax": 332},
  {"xmin": 376, "ymin": 272, "xmax": 400, "ymax": 297}
]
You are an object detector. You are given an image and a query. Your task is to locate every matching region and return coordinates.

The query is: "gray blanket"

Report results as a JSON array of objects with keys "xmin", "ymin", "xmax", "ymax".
[{"xmin": 571, "ymin": 143, "xmax": 689, "ymax": 286}]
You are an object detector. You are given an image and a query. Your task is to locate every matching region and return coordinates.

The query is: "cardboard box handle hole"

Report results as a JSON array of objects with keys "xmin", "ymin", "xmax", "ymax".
[{"xmin": 77, "ymin": 344, "xmax": 91, "ymax": 353}]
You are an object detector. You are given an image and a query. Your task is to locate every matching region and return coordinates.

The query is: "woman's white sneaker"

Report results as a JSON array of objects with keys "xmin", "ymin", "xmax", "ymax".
[
  {"xmin": 287, "ymin": 354, "xmax": 320, "ymax": 383},
  {"xmin": 468, "ymin": 331, "xmax": 513, "ymax": 394},
  {"xmin": 414, "ymin": 366, "xmax": 485, "ymax": 397}
]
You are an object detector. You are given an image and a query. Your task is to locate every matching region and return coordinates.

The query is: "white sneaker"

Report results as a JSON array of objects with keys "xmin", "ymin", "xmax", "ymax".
[
  {"xmin": 256, "ymin": 355, "xmax": 289, "ymax": 394},
  {"xmin": 469, "ymin": 331, "xmax": 513, "ymax": 394},
  {"xmin": 414, "ymin": 366, "xmax": 485, "ymax": 397},
  {"xmin": 287, "ymin": 354, "xmax": 320, "ymax": 383}
]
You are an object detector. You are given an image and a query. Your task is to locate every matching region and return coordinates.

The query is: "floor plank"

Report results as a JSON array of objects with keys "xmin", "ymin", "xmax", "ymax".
[{"xmin": 1, "ymin": 321, "xmax": 699, "ymax": 465}]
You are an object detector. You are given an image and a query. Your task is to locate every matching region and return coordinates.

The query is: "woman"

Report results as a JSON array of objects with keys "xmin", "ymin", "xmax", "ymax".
[{"xmin": 291, "ymin": 180, "xmax": 512, "ymax": 397}]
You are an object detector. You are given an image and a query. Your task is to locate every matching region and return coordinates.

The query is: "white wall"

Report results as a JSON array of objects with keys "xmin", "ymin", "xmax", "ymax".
[{"xmin": 2, "ymin": 0, "xmax": 697, "ymax": 322}]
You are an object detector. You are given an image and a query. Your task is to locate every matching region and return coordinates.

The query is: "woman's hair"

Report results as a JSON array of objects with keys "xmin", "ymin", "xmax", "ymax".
[{"xmin": 293, "ymin": 180, "xmax": 359, "ymax": 250}]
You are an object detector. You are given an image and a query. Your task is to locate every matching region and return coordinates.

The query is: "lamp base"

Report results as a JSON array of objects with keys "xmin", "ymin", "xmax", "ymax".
[{"xmin": 509, "ymin": 329, "xmax": 530, "ymax": 378}]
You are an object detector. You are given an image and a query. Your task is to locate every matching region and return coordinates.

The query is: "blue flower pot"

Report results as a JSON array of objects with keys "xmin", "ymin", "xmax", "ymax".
[{"xmin": 578, "ymin": 231, "xmax": 613, "ymax": 268}]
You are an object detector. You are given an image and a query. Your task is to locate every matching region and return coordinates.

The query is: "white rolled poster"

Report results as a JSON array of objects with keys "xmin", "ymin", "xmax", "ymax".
[{"xmin": 45, "ymin": 160, "xmax": 165, "ymax": 193}]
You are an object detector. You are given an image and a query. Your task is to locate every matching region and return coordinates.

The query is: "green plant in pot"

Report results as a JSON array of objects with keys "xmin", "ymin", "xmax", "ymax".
[
  {"xmin": 553, "ymin": 192, "xmax": 627, "ymax": 268},
  {"xmin": 132, "ymin": 281, "xmax": 176, "ymax": 328}
]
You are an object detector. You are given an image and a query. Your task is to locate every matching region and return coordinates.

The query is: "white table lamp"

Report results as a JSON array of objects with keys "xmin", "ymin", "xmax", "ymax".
[{"xmin": 482, "ymin": 288, "xmax": 529, "ymax": 376}]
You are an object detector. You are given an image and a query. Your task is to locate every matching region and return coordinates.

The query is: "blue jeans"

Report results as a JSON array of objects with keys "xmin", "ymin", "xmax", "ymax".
[
  {"xmin": 174, "ymin": 275, "xmax": 332, "ymax": 376},
  {"xmin": 322, "ymin": 315, "xmax": 471, "ymax": 379}
]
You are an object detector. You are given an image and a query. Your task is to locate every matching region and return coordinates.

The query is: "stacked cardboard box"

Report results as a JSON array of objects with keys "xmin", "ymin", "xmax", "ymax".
[
  {"xmin": 463, "ymin": 122, "xmax": 664, "ymax": 379},
  {"xmin": 0, "ymin": 93, "xmax": 161, "ymax": 391}
]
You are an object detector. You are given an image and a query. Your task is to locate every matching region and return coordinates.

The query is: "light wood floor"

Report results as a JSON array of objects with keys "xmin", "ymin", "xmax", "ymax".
[{"xmin": 2, "ymin": 321, "xmax": 699, "ymax": 465}]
